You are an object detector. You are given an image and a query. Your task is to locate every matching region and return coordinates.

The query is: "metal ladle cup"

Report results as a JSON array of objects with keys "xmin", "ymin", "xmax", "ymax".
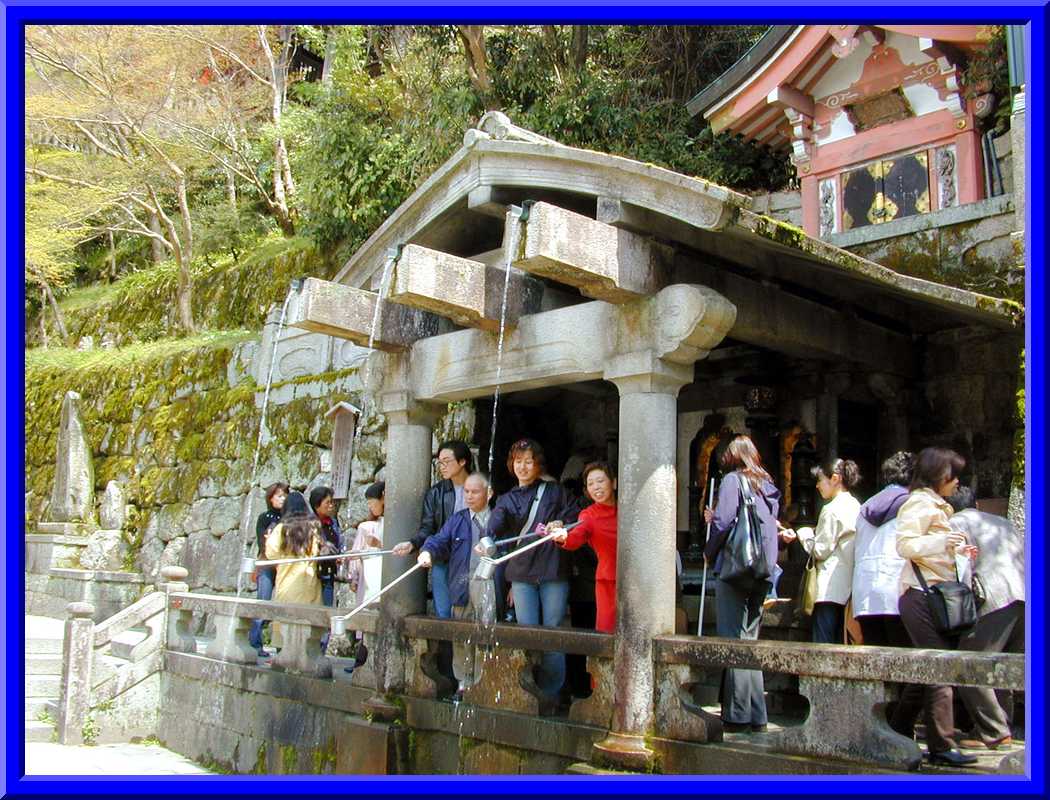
[{"xmin": 472, "ymin": 524, "xmax": 579, "ymax": 581}]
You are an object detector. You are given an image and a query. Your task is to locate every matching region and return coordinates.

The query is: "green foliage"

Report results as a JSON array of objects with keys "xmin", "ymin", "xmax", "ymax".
[
  {"xmin": 33, "ymin": 234, "xmax": 327, "ymax": 346},
  {"xmin": 81, "ymin": 714, "xmax": 101, "ymax": 745}
]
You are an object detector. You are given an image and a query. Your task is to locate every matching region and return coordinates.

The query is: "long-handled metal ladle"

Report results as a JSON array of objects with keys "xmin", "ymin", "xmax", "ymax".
[
  {"xmin": 240, "ymin": 548, "xmax": 398, "ymax": 575},
  {"xmin": 473, "ymin": 520, "xmax": 582, "ymax": 581},
  {"xmin": 329, "ymin": 562, "xmax": 426, "ymax": 636}
]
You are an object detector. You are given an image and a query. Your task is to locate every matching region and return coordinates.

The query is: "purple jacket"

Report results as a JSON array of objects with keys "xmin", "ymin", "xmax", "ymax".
[
  {"xmin": 860, "ymin": 485, "xmax": 910, "ymax": 527},
  {"xmin": 705, "ymin": 471, "xmax": 781, "ymax": 576}
]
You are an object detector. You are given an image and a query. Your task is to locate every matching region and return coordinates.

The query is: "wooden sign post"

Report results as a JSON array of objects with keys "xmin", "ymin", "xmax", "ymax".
[{"xmin": 325, "ymin": 401, "xmax": 361, "ymax": 500}]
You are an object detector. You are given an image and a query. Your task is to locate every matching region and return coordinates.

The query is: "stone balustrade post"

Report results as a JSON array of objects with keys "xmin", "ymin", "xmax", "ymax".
[
  {"xmin": 271, "ymin": 619, "xmax": 333, "ymax": 678},
  {"xmin": 205, "ymin": 612, "xmax": 257, "ymax": 665},
  {"xmin": 56, "ymin": 601, "xmax": 95, "ymax": 745},
  {"xmin": 593, "ymin": 355, "xmax": 692, "ymax": 770},
  {"xmin": 161, "ymin": 567, "xmax": 197, "ymax": 654}
]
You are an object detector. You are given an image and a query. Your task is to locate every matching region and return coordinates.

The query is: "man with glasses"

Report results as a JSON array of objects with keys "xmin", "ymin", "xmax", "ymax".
[{"xmin": 392, "ymin": 440, "xmax": 474, "ymax": 620}]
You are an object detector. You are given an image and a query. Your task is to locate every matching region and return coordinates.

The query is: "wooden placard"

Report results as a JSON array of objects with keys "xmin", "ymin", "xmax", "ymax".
[{"xmin": 326, "ymin": 402, "xmax": 361, "ymax": 500}]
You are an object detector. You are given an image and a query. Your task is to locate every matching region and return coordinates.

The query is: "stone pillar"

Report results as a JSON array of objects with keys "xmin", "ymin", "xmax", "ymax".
[
  {"xmin": 367, "ymin": 357, "xmax": 444, "ymax": 719},
  {"xmin": 57, "ymin": 601, "xmax": 95, "ymax": 745},
  {"xmin": 593, "ymin": 355, "xmax": 691, "ymax": 769},
  {"xmin": 49, "ymin": 390, "xmax": 95, "ymax": 526}
]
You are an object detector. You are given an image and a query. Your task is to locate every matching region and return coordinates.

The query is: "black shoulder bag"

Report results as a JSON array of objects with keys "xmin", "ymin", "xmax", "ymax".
[
  {"xmin": 717, "ymin": 478, "xmax": 771, "ymax": 590},
  {"xmin": 912, "ymin": 562, "xmax": 977, "ymax": 637}
]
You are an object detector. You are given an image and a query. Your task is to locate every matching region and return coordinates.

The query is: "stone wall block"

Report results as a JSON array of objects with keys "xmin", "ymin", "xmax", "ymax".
[
  {"xmin": 568, "ymin": 655, "xmax": 615, "ymax": 729},
  {"xmin": 209, "ymin": 531, "xmax": 247, "ymax": 592},
  {"xmin": 136, "ymin": 537, "xmax": 166, "ymax": 583},
  {"xmin": 208, "ymin": 497, "xmax": 243, "ymax": 537},
  {"xmin": 188, "ymin": 498, "xmax": 216, "ymax": 535},
  {"xmin": 99, "ymin": 481, "xmax": 126, "ymax": 530},
  {"xmin": 271, "ymin": 621, "xmax": 332, "ymax": 678},
  {"xmin": 183, "ymin": 532, "xmax": 218, "ymax": 590},
  {"xmin": 765, "ymin": 675, "xmax": 921, "ymax": 769},
  {"xmin": 79, "ymin": 529, "xmax": 129, "ymax": 572},
  {"xmin": 653, "ymin": 663, "xmax": 722, "ymax": 743}
]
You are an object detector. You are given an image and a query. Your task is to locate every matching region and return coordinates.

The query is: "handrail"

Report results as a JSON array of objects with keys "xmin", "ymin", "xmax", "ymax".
[
  {"xmin": 92, "ymin": 591, "xmax": 166, "ymax": 648},
  {"xmin": 170, "ymin": 592, "xmax": 379, "ymax": 635},
  {"xmin": 653, "ymin": 634, "xmax": 1025, "ymax": 690},
  {"xmin": 402, "ymin": 615, "xmax": 614, "ymax": 657}
]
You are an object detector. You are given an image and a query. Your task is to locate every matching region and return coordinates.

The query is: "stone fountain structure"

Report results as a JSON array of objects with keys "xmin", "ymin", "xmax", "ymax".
[{"xmin": 280, "ymin": 112, "xmax": 1022, "ymax": 770}]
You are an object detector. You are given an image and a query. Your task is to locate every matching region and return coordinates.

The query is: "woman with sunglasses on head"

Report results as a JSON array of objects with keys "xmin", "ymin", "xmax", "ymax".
[{"xmin": 486, "ymin": 438, "xmax": 580, "ymax": 708}]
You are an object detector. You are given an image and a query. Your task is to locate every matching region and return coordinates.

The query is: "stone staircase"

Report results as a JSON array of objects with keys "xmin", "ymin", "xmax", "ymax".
[{"xmin": 25, "ymin": 616, "xmax": 64, "ymax": 742}]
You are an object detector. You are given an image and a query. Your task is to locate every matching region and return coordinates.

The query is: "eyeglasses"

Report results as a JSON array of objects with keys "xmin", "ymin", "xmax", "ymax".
[{"xmin": 436, "ymin": 458, "xmax": 459, "ymax": 466}]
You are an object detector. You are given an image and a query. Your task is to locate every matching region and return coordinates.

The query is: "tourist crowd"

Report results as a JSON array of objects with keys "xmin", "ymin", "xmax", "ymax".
[{"xmin": 250, "ymin": 434, "xmax": 1023, "ymax": 767}]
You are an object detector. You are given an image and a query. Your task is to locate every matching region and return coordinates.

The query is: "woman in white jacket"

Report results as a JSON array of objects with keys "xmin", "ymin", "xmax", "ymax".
[{"xmin": 789, "ymin": 458, "xmax": 862, "ymax": 644}]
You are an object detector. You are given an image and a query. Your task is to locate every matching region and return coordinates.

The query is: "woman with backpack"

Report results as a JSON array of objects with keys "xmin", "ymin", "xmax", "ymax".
[{"xmin": 702, "ymin": 435, "xmax": 781, "ymax": 733}]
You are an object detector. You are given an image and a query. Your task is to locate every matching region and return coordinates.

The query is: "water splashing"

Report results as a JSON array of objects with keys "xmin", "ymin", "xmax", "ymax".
[
  {"xmin": 486, "ymin": 209, "xmax": 524, "ymax": 478},
  {"xmin": 237, "ymin": 290, "xmax": 294, "ymax": 597}
]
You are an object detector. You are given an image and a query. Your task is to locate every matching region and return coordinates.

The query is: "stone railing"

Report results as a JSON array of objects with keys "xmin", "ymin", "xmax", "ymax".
[
  {"xmin": 167, "ymin": 592, "xmax": 378, "ymax": 688},
  {"xmin": 56, "ymin": 566, "xmax": 188, "ymax": 744},
  {"xmin": 653, "ymin": 634, "xmax": 1025, "ymax": 769},
  {"xmin": 401, "ymin": 616, "xmax": 616, "ymax": 724}
]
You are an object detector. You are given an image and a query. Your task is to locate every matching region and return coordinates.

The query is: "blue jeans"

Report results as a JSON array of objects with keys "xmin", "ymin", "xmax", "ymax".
[
  {"xmin": 321, "ymin": 577, "xmax": 335, "ymax": 653},
  {"xmin": 432, "ymin": 561, "xmax": 452, "ymax": 619},
  {"xmin": 511, "ymin": 580, "xmax": 570, "ymax": 698},
  {"xmin": 249, "ymin": 568, "xmax": 275, "ymax": 652}
]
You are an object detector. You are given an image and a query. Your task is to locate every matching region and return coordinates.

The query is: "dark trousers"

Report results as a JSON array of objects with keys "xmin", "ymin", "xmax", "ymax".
[
  {"xmin": 249, "ymin": 568, "xmax": 275, "ymax": 652},
  {"xmin": 811, "ymin": 601, "xmax": 845, "ymax": 644},
  {"xmin": 893, "ymin": 588, "xmax": 960, "ymax": 753},
  {"xmin": 321, "ymin": 577, "xmax": 335, "ymax": 653},
  {"xmin": 857, "ymin": 614, "xmax": 912, "ymax": 648},
  {"xmin": 957, "ymin": 601, "xmax": 1024, "ymax": 741},
  {"xmin": 716, "ymin": 578, "xmax": 770, "ymax": 725}
]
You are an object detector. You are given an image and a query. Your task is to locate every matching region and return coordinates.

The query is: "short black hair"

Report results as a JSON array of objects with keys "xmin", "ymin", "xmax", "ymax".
[
  {"xmin": 948, "ymin": 486, "xmax": 977, "ymax": 513},
  {"xmin": 309, "ymin": 485, "xmax": 334, "ymax": 512},
  {"xmin": 437, "ymin": 440, "xmax": 473, "ymax": 472},
  {"xmin": 365, "ymin": 481, "xmax": 385, "ymax": 500},
  {"xmin": 880, "ymin": 451, "xmax": 915, "ymax": 488}
]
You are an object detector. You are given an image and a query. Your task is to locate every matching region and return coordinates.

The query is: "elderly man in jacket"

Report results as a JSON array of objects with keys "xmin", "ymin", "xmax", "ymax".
[
  {"xmin": 948, "ymin": 487, "xmax": 1024, "ymax": 750},
  {"xmin": 417, "ymin": 473, "xmax": 494, "ymax": 698}
]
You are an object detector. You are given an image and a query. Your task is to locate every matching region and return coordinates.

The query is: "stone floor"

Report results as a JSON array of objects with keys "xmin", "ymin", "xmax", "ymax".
[{"xmin": 24, "ymin": 742, "xmax": 217, "ymax": 775}]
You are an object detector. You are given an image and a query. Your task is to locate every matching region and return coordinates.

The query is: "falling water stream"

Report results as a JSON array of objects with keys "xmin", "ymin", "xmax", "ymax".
[
  {"xmin": 486, "ymin": 209, "xmax": 524, "ymax": 478},
  {"xmin": 236, "ymin": 290, "xmax": 294, "ymax": 597}
]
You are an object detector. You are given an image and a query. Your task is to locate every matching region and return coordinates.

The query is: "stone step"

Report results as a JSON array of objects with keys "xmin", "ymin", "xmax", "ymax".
[
  {"xmin": 25, "ymin": 720, "xmax": 55, "ymax": 743},
  {"xmin": 25, "ymin": 637, "xmax": 64, "ymax": 655},
  {"xmin": 27, "ymin": 654, "xmax": 63, "ymax": 676},
  {"xmin": 25, "ymin": 699, "xmax": 57, "ymax": 721},
  {"xmin": 111, "ymin": 628, "xmax": 149, "ymax": 660},
  {"xmin": 25, "ymin": 674, "xmax": 62, "ymax": 699}
]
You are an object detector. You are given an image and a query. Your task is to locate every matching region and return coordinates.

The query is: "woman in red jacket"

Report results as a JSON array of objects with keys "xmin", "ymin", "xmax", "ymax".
[{"xmin": 552, "ymin": 462, "xmax": 618, "ymax": 633}]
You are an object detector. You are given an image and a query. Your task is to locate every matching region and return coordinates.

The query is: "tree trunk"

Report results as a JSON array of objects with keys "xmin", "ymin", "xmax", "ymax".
[
  {"xmin": 571, "ymin": 25, "xmax": 589, "ymax": 72},
  {"xmin": 322, "ymin": 25, "xmax": 337, "ymax": 86},
  {"xmin": 149, "ymin": 213, "xmax": 166, "ymax": 263},
  {"xmin": 225, "ymin": 166, "xmax": 237, "ymax": 210},
  {"xmin": 42, "ymin": 280, "xmax": 69, "ymax": 341},
  {"xmin": 108, "ymin": 229, "xmax": 117, "ymax": 282},
  {"xmin": 456, "ymin": 25, "xmax": 495, "ymax": 109}
]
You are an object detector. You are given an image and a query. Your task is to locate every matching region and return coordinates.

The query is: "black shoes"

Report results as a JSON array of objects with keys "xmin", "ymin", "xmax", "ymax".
[
  {"xmin": 927, "ymin": 749, "xmax": 979, "ymax": 767},
  {"xmin": 751, "ymin": 723, "xmax": 768, "ymax": 733}
]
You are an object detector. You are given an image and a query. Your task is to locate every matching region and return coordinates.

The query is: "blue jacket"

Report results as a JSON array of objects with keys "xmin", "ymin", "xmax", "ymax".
[{"xmin": 422, "ymin": 508, "xmax": 483, "ymax": 607}]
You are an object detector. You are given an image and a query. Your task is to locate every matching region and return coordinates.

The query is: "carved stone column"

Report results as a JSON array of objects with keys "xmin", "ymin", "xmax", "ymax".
[
  {"xmin": 366, "ymin": 353, "xmax": 444, "ymax": 720},
  {"xmin": 593, "ymin": 356, "xmax": 692, "ymax": 769}
]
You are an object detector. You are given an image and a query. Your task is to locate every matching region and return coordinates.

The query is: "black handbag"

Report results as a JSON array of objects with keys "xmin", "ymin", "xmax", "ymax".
[
  {"xmin": 912, "ymin": 563, "xmax": 977, "ymax": 637},
  {"xmin": 717, "ymin": 477, "xmax": 771, "ymax": 590}
]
